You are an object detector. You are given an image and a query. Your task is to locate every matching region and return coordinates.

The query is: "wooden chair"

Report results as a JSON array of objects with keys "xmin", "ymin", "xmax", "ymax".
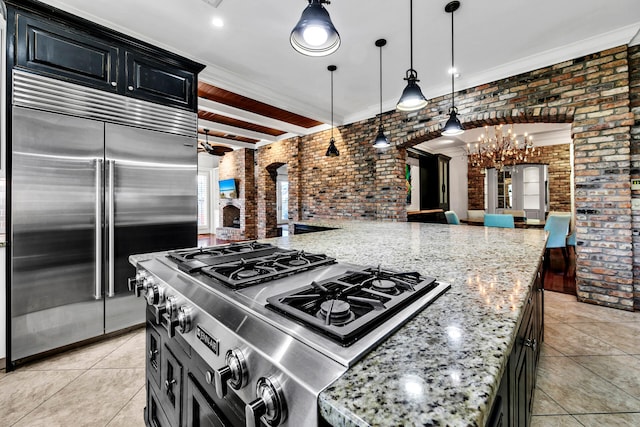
[{"xmin": 502, "ymin": 209, "xmax": 526, "ymax": 222}]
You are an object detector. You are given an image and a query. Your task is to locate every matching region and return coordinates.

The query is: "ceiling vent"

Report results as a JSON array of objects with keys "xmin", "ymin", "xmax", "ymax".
[{"xmin": 201, "ymin": 0, "xmax": 223, "ymax": 8}]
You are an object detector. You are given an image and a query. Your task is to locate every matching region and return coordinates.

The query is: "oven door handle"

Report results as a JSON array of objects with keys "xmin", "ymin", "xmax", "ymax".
[{"xmin": 107, "ymin": 159, "xmax": 115, "ymax": 298}]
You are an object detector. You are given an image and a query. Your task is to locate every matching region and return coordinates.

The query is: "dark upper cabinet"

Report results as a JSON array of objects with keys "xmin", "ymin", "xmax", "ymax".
[
  {"xmin": 15, "ymin": 13, "xmax": 120, "ymax": 93},
  {"xmin": 125, "ymin": 51, "xmax": 194, "ymax": 111},
  {"xmin": 7, "ymin": 0, "xmax": 204, "ymax": 112}
]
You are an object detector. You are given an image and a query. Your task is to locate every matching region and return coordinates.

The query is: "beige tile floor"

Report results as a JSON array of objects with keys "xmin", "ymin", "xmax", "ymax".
[
  {"xmin": 533, "ymin": 291, "xmax": 640, "ymax": 426},
  {"xmin": 0, "ymin": 292, "xmax": 638, "ymax": 426},
  {"xmin": 0, "ymin": 327, "xmax": 146, "ymax": 427}
]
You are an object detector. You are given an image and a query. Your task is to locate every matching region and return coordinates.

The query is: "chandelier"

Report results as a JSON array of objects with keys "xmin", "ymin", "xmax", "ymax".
[{"xmin": 467, "ymin": 124, "xmax": 539, "ymax": 171}]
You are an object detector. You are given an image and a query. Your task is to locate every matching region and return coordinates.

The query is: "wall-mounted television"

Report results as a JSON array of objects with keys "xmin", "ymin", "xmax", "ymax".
[{"xmin": 219, "ymin": 178, "xmax": 237, "ymax": 199}]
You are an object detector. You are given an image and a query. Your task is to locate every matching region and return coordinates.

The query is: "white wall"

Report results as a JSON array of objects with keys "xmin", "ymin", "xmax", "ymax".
[
  {"xmin": 198, "ymin": 153, "xmax": 220, "ymax": 233},
  {"xmin": 406, "ymin": 157, "xmax": 420, "ymax": 212}
]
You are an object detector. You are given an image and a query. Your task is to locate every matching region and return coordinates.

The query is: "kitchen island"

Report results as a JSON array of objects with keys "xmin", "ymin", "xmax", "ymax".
[
  {"xmin": 273, "ymin": 220, "xmax": 547, "ymax": 427},
  {"xmin": 130, "ymin": 220, "xmax": 546, "ymax": 427}
]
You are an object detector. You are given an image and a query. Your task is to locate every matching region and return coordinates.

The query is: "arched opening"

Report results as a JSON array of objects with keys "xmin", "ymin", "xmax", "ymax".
[{"xmin": 262, "ymin": 162, "xmax": 287, "ymax": 238}]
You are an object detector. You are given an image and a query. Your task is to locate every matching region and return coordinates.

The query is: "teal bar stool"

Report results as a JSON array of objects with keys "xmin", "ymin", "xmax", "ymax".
[
  {"xmin": 544, "ymin": 214, "xmax": 571, "ymax": 271},
  {"xmin": 484, "ymin": 213, "xmax": 515, "ymax": 228},
  {"xmin": 444, "ymin": 210, "xmax": 460, "ymax": 225}
]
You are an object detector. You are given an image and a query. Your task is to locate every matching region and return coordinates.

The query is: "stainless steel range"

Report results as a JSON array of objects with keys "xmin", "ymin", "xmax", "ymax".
[{"xmin": 130, "ymin": 242, "xmax": 449, "ymax": 427}]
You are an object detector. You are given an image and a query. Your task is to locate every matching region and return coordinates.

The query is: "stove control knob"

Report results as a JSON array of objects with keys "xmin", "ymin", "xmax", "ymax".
[
  {"xmin": 245, "ymin": 377, "xmax": 286, "ymax": 427},
  {"xmin": 145, "ymin": 284, "xmax": 165, "ymax": 306},
  {"xmin": 177, "ymin": 306, "xmax": 193, "ymax": 334},
  {"xmin": 129, "ymin": 271, "xmax": 150, "ymax": 297},
  {"xmin": 153, "ymin": 304, "xmax": 167, "ymax": 325},
  {"xmin": 214, "ymin": 349, "xmax": 248, "ymax": 399},
  {"xmin": 165, "ymin": 296, "xmax": 178, "ymax": 318}
]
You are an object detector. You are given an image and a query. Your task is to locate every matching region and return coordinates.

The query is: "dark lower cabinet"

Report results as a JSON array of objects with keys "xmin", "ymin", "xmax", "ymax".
[
  {"xmin": 487, "ymin": 260, "xmax": 543, "ymax": 427},
  {"xmin": 143, "ymin": 308, "xmax": 244, "ymax": 427}
]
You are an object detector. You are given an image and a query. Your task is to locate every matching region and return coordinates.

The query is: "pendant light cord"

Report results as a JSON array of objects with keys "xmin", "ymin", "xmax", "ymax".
[
  {"xmin": 330, "ymin": 68, "xmax": 334, "ymax": 139},
  {"xmin": 450, "ymin": 6, "xmax": 455, "ymax": 109},
  {"xmin": 409, "ymin": 0, "xmax": 414, "ymax": 71},
  {"xmin": 379, "ymin": 44, "xmax": 383, "ymax": 126}
]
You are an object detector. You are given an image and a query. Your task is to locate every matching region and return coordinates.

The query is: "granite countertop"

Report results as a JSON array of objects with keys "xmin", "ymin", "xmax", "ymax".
[
  {"xmin": 129, "ymin": 220, "xmax": 547, "ymax": 426},
  {"xmin": 270, "ymin": 220, "xmax": 547, "ymax": 427}
]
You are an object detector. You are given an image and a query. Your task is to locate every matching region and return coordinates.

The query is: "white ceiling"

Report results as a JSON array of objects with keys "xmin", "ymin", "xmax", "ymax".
[{"xmin": 38, "ymin": 0, "xmax": 640, "ymax": 137}]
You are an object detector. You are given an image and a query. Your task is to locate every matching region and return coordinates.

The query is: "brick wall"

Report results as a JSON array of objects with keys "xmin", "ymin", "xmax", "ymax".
[
  {"xmin": 216, "ymin": 148, "xmax": 257, "ymax": 241},
  {"xmin": 256, "ymin": 138, "xmax": 300, "ymax": 238},
  {"xmin": 629, "ymin": 44, "xmax": 640, "ymax": 311},
  {"xmin": 467, "ymin": 144, "xmax": 572, "ymax": 213},
  {"xmin": 256, "ymin": 116, "xmax": 408, "ymax": 238},
  {"xmin": 255, "ymin": 45, "xmax": 636, "ymax": 310}
]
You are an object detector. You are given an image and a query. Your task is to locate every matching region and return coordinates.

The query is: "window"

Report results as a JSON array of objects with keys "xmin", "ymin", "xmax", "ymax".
[
  {"xmin": 277, "ymin": 180, "xmax": 289, "ymax": 223},
  {"xmin": 197, "ymin": 171, "xmax": 210, "ymax": 232}
]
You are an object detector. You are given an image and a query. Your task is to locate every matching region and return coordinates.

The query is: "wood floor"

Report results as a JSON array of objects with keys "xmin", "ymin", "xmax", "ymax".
[{"xmin": 543, "ymin": 247, "xmax": 577, "ymax": 295}]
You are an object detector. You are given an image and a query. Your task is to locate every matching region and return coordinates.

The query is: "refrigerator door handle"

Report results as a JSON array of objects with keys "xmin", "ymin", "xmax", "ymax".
[
  {"xmin": 94, "ymin": 158, "xmax": 103, "ymax": 300},
  {"xmin": 107, "ymin": 159, "xmax": 116, "ymax": 297}
]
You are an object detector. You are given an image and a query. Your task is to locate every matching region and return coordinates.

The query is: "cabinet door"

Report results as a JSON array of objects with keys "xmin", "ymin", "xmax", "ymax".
[
  {"xmin": 125, "ymin": 51, "xmax": 195, "ymax": 110},
  {"xmin": 161, "ymin": 346, "xmax": 184, "ymax": 426},
  {"xmin": 15, "ymin": 12, "xmax": 119, "ymax": 92},
  {"xmin": 148, "ymin": 382, "xmax": 173, "ymax": 427}
]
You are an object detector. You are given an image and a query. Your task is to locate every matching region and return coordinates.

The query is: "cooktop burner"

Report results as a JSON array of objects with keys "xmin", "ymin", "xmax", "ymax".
[
  {"xmin": 266, "ymin": 266, "xmax": 440, "ymax": 345},
  {"xmin": 167, "ymin": 241, "xmax": 279, "ymax": 273},
  {"xmin": 200, "ymin": 250, "xmax": 337, "ymax": 289}
]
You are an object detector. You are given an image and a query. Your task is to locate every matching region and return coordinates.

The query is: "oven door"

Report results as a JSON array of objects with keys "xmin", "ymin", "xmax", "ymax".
[{"xmin": 187, "ymin": 374, "xmax": 229, "ymax": 427}]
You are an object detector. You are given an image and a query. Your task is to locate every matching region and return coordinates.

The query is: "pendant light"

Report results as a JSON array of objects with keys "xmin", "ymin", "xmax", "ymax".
[
  {"xmin": 396, "ymin": 0, "xmax": 428, "ymax": 112},
  {"xmin": 373, "ymin": 39, "xmax": 390, "ymax": 149},
  {"xmin": 442, "ymin": 1, "xmax": 464, "ymax": 136},
  {"xmin": 326, "ymin": 65, "xmax": 340, "ymax": 157},
  {"xmin": 290, "ymin": 0, "xmax": 340, "ymax": 57}
]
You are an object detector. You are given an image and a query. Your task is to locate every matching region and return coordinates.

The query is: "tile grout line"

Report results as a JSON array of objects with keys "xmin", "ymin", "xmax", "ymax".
[
  {"xmin": 104, "ymin": 383, "xmax": 146, "ymax": 426},
  {"xmin": 9, "ymin": 368, "xmax": 88, "ymax": 427}
]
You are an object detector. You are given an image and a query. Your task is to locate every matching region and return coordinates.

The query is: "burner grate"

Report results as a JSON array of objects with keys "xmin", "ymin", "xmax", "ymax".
[
  {"xmin": 266, "ymin": 267, "xmax": 440, "ymax": 345},
  {"xmin": 200, "ymin": 250, "xmax": 337, "ymax": 288}
]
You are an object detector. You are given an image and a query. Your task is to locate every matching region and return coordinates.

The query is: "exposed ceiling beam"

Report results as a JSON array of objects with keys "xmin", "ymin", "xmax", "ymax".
[
  {"xmin": 197, "ymin": 135, "xmax": 258, "ymax": 150},
  {"xmin": 198, "ymin": 97, "xmax": 318, "ymax": 136},
  {"xmin": 197, "ymin": 118, "xmax": 277, "ymax": 142}
]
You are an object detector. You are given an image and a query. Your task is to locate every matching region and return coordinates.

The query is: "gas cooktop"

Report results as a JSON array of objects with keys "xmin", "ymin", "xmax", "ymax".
[{"xmin": 164, "ymin": 243, "xmax": 449, "ymax": 355}]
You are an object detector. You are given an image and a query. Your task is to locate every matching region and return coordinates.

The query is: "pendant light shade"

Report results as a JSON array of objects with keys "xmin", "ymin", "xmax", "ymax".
[
  {"xmin": 373, "ymin": 39, "xmax": 390, "ymax": 149},
  {"xmin": 373, "ymin": 125, "xmax": 390, "ymax": 148},
  {"xmin": 397, "ymin": 70, "xmax": 428, "ymax": 111},
  {"xmin": 396, "ymin": 0, "xmax": 428, "ymax": 112},
  {"xmin": 442, "ymin": 1, "xmax": 464, "ymax": 136},
  {"xmin": 290, "ymin": 0, "xmax": 340, "ymax": 57},
  {"xmin": 442, "ymin": 107, "xmax": 464, "ymax": 136},
  {"xmin": 326, "ymin": 65, "xmax": 340, "ymax": 157}
]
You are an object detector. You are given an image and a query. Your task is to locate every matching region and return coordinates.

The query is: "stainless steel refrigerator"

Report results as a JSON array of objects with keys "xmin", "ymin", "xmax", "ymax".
[{"xmin": 10, "ymin": 70, "xmax": 198, "ymax": 363}]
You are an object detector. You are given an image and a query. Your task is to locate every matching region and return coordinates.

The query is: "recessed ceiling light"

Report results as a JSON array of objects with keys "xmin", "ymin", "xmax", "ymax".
[
  {"xmin": 211, "ymin": 17, "xmax": 224, "ymax": 28},
  {"xmin": 448, "ymin": 67, "xmax": 460, "ymax": 78}
]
